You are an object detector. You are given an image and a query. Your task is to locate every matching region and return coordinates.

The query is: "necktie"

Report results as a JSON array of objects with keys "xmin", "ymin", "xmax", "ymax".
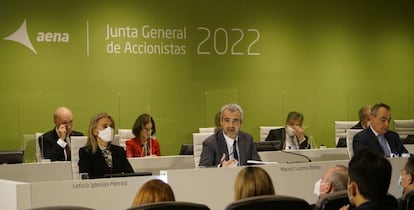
[
  {"xmin": 64, "ymin": 137, "xmax": 71, "ymax": 161},
  {"xmin": 233, "ymin": 140, "xmax": 238, "ymax": 160},
  {"xmin": 65, "ymin": 144, "xmax": 71, "ymax": 161},
  {"xmin": 378, "ymin": 134, "xmax": 390, "ymax": 157}
]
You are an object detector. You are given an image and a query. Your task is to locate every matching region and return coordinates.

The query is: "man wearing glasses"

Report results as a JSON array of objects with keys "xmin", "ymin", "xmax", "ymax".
[{"xmin": 40, "ymin": 106, "xmax": 84, "ymax": 161}]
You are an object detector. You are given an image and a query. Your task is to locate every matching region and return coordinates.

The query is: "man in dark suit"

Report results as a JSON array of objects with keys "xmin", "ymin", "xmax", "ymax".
[
  {"xmin": 265, "ymin": 111, "xmax": 310, "ymax": 150},
  {"xmin": 199, "ymin": 103, "xmax": 261, "ymax": 167},
  {"xmin": 353, "ymin": 103, "xmax": 408, "ymax": 157},
  {"xmin": 351, "ymin": 105, "xmax": 372, "ymax": 129},
  {"xmin": 39, "ymin": 107, "xmax": 84, "ymax": 161},
  {"xmin": 341, "ymin": 149, "xmax": 397, "ymax": 210}
]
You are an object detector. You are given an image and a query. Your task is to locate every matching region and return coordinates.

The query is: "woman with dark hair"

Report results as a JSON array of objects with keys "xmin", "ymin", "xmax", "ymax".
[{"xmin": 126, "ymin": 114, "xmax": 161, "ymax": 157}]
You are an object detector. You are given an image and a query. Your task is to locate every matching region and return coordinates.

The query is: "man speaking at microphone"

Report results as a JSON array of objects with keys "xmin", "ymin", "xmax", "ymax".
[
  {"xmin": 40, "ymin": 106, "xmax": 84, "ymax": 161},
  {"xmin": 199, "ymin": 103, "xmax": 261, "ymax": 168}
]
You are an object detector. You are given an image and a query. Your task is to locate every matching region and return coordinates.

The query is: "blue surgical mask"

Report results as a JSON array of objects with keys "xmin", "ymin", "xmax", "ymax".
[{"xmin": 397, "ymin": 175, "xmax": 405, "ymax": 194}]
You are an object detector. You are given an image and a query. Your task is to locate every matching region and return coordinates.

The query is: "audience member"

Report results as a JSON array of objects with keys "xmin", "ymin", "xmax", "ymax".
[
  {"xmin": 353, "ymin": 103, "xmax": 408, "ymax": 157},
  {"xmin": 351, "ymin": 105, "xmax": 372, "ymax": 129},
  {"xmin": 40, "ymin": 106, "xmax": 84, "ymax": 161},
  {"xmin": 340, "ymin": 149, "xmax": 397, "ymax": 210},
  {"xmin": 398, "ymin": 156, "xmax": 414, "ymax": 195},
  {"xmin": 199, "ymin": 103, "xmax": 261, "ymax": 167},
  {"xmin": 265, "ymin": 111, "xmax": 310, "ymax": 150},
  {"xmin": 131, "ymin": 179, "xmax": 175, "ymax": 207},
  {"xmin": 234, "ymin": 166, "xmax": 275, "ymax": 201},
  {"xmin": 126, "ymin": 114, "xmax": 161, "ymax": 157},
  {"xmin": 78, "ymin": 112, "xmax": 134, "ymax": 178},
  {"xmin": 313, "ymin": 165, "xmax": 348, "ymax": 198}
]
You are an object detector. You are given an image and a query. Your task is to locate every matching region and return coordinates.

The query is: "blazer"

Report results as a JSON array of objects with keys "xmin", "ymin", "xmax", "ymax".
[
  {"xmin": 353, "ymin": 201, "xmax": 397, "ymax": 210},
  {"xmin": 264, "ymin": 128, "xmax": 310, "ymax": 149},
  {"xmin": 353, "ymin": 127, "xmax": 408, "ymax": 157},
  {"xmin": 199, "ymin": 130, "xmax": 261, "ymax": 167},
  {"xmin": 351, "ymin": 121, "xmax": 364, "ymax": 129},
  {"xmin": 125, "ymin": 137, "xmax": 161, "ymax": 157},
  {"xmin": 78, "ymin": 144, "xmax": 134, "ymax": 179},
  {"xmin": 39, "ymin": 128, "xmax": 84, "ymax": 161}
]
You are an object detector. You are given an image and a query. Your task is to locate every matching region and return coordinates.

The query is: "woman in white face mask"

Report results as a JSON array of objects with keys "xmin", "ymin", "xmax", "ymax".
[{"xmin": 78, "ymin": 112, "xmax": 134, "ymax": 179}]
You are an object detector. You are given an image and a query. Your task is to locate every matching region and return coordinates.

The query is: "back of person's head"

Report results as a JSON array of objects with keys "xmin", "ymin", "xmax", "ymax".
[
  {"xmin": 348, "ymin": 149, "xmax": 391, "ymax": 201},
  {"xmin": 132, "ymin": 114, "xmax": 152, "ymax": 137},
  {"xmin": 131, "ymin": 179, "xmax": 175, "ymax": 207},
  {"xmin": 326, "ymin": 165, "xmax": 348, "ymax": 192},
  {"xmin": 234, "ymin": 166, "xmax": 275, "ymax": 200},
  {"xmin": 402, "ymin": 156, "xmax": 414, "ymax": 192},
  {"xmin": 358, "ymin": 105, "xmax": 371, "ymax": 120},
  {"xmin": 285, "ymin": 111, "xmax": 304, "ymax": 125},
  {"xmin": 405, "ymin": 156, "xmax": 414, "ymax": 179}
]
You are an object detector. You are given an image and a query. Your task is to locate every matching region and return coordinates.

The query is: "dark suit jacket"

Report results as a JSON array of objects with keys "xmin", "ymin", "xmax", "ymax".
[
  {"xmin": 353, "ymin": 201, "xmax": 397, "ymax": 210},
  {"xmin": 353, "ymin": 127, "xmax": 408, "ymax": 157},
  {"xmin": 39, "ymin": 128, "xmax": 84, "ymax": 161},
  {"xmin": 199, "ymin": 130, "xmax": 261, "ymax": 167},
  {"xmin": 351, "ymin": 121, "xmax": 364, "ymax": 129},
  {"xmin": 78, "ymin": 144, "xmax": 134, "ymax": 179},
  {"xmin": 264, "ymin": 128, "xmax": 310, "ymax": 149}
]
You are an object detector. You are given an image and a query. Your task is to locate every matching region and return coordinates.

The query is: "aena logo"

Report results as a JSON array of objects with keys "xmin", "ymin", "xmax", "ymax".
[{"xmin": 4, "ymin": 19, "xmax": 70, "ymax": 54}]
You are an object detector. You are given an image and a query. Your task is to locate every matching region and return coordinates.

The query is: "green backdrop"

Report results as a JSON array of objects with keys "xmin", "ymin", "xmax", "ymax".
[{"xmin": 1, "ymin": 0, "xmax": 414, "ymax": 162}]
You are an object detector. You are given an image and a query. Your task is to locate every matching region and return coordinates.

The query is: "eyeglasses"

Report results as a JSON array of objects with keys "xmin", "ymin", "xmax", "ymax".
[{"xmin": 143, "ymin": 127, "xmax": 152, "ymax": 133}]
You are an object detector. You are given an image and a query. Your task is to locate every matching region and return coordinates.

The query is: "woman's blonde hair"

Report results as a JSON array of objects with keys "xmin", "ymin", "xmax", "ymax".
[
  {"xmin": 131, "ymin": 179, "xmax": 175, "ymax": 207},
  {"xmin": 234, "ymin": 166, "xmax": 275, "ymax": 200},
  {"xmin": 85, "ymin": 112, "xmax": 115, "ymax": 154}
]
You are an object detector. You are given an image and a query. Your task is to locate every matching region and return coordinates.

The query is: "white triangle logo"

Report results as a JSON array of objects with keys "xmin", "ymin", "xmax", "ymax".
[{"xmin": 4, "ymin": 19, "xmax": 38, "ymax": 54}]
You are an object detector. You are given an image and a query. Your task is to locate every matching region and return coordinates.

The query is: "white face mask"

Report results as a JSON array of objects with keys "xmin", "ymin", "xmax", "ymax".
[
  {"xmin": 98, "ymin": 127, "xmax": 114, "ymax": 142},
  {"xmin": 286, "ymin": 126, "xmax": 296, "ymax": 136},
  {"xmin": 313, "ymin": 179, "xmax": 321, "ymax": 197},
  {"xmin": 397, "ymin": 175, "xmax": 405, "ymax": 194}
]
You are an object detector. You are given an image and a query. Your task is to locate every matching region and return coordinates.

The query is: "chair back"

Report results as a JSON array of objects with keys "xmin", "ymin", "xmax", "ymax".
[
  {"xmin": 35, "ymin": 132, "xmax": 44, "ymax": 162},
  {"xmin": 346, "ymin": 129, "xmax": 362, "ymax": 159},
  {"xmin": 127, "ymin": 201, "xmax": 210, "ymax": 210},
  {"xmin": 315, "ymin": 190, "xmax": 349, "ymax": 210},
  {"xmin": 192, "ymin": 132, "xmax": 213, "ymax": 167},
  {"xmin": 199, "ymin": 127, "xmax": 215, "ymax": 133},
  {"xmin": 70, "ymin": 136, "xmax": 88, "ymax": 179},
  {"xmin": 118, "ymin": 129, "xmax": 134, "ymax": 150},
  {"xmin": 334, "ymin": 121, "xmax": 358, "ymax": 146},
  {"xmin": 394, "ymin": 119, "xmax": 414, "ymax": 140},
  {"xmin": 29, "ymin": 206, "xmax": 94, "ymax": 210},
  {"xmin": 259, "ymin": 126, "xmax": 283, "ymax": 141},
  {"xmin": 400, "ymin": 190, "xmax": 414, "ymax": 210},
  {"xmin": 225, "ymin": 195, "xmax": 311, "ymax": 210}
]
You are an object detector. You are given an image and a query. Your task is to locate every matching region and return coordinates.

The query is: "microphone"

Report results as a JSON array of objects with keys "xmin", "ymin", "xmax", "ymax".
[
  {"xmin": 281, "ymin": 150, "xmax": 312, "ymax": 163},
  {"xmin": 280, "ymin": 132, "xmax": 311, "ymax": 162}
]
